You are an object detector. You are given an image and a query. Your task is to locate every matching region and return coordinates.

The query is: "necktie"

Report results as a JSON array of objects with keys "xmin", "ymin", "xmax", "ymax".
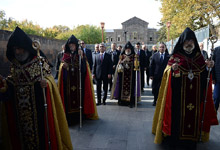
[
  {"xmin": 100, "ymin": 53, "xmax": 103, "ymax": 63},
  {"xmin": 160, "ymin": 53, "xmax": 164, "ymax": 63}
]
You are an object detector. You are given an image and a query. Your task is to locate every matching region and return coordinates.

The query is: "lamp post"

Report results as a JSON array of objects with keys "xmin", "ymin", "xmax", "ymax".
[
  {"xmin": 100, "ymin": 22, "xmax": 105, "ymax": 43},
  {"xmin": 166, "ymin": 21, "xmax": 171, "ymax": 42}
]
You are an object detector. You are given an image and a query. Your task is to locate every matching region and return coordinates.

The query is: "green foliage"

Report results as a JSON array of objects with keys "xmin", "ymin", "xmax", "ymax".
[
  {"xmin": 55, "ymin": 25, "xmax": 104, "ymax": 44},
  {"xmin": 74, "ymin": 25, "xmax": 104, "ymax": 44},
  {"xmin": 156, "ymin": 22, "xmax": 167, "ymax": 42},
  {"xmin": 158, "ymin": 0, "xmax": 220, "ymax": 40},
  {"xmin": 0, "ymin": 10, "xmax": 104, "ymax": 43},
  {"xmin": 0, "ymin": 10, "xmax": 8, "ymax": 29}
]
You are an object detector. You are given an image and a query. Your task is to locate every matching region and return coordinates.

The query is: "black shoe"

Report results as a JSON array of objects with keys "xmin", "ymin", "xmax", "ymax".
[
  {"xmin": 129, "ymin": 104, "xmax": 133, "ymax": 108},
  {"xmin": 152, "ymin": 102, "xmax": 156, "ymax": 106},
  {"xmin": 141, "ymin": 89, "xmax": 144, "ymax": 92},
  {"xmin": 103, "ymin": 102, "xmax": 106, "ymax": 105},
  {"xmin": 147, "ymin": 83, "xmax": 150, "ymax": 86},
  {"xmin": 96, "ymin": 102, "xmax": 101, "ymax": 106}
]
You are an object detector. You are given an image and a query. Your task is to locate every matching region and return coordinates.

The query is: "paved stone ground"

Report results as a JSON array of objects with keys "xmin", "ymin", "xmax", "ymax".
[
  {"xmin": 0, "ymin": 81, "xmax": 219, "ymax": 150},
  {"xmin": 69, "ymin": 83, "xmax": 220, "ymax": 150}
]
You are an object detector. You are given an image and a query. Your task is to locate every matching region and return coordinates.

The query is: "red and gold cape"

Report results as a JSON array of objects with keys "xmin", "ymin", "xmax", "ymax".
[
  {"xmin": 152, "ymin": 52, "xmax": 218, "ymax": 144},
  {"xmin": 58, "ymin": 53, "xmax": 98, "ymax": 120},
  {"xmin": 0, "ymin": 57, "xmax": 73, "ymax": 150}
]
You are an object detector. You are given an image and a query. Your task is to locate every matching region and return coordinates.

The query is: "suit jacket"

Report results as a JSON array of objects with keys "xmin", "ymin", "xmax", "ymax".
[
  {"xmin": 84, "ymin": 48, "xmax": 93, "ymax": 70},
  {"xmin": 138, "ymin": 49, "xmax": 147, "ymax": 69},
  {"xmin": 201, "ymin": 50, "xmax": 208, "ymax": 60},
  {"xmin": 55, "ymin": 51, "xmax": 64, "ymax": 71},
  {"xmin": 108, "ymin": 49, "xmax": 121, "ymax": 73},
  {"xmin": 150, "ymin": 52, "xmax": 170, "ymax": 79},
  {"xmin": 92, "ymin": 51, "xmax": 99, "ymax": 64},
  {"xmin": 92, "ymin": 52, "xmax": 113, "ymax": 79},
  {"xmin": 145, "ymin": 49, "xmax": 152, "ymax": 68}
]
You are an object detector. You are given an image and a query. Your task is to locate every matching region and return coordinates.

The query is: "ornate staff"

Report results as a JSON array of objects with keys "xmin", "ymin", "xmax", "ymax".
[
  {"xmin": 78, "ymin": 41, "xmax": 83, "ymax": 128},
  {"xmin": 32, "ymin": 40, "xmax": 51, "ymax": 149},
  {"xmin": 199, "ymin": 35, "xmax": 218, "ymax": 141},
  {"xmin": 134, "ymin": 52, "xmax": 139, "ymax": 111}
]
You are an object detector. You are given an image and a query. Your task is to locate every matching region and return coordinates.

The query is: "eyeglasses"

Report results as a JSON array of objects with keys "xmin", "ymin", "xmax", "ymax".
[
  {"xmin": 100, "ymin": 46, "xmax": 104, "ymax": 47},
  {"xmin": 81, "ymin": 43, "xmax": 85, "ymax": 44}
]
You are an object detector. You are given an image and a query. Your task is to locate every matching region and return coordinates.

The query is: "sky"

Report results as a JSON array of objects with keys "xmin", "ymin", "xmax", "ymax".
[{"xmin": 1, "ymin": 0, "xmax": 162, "ymax": 30}]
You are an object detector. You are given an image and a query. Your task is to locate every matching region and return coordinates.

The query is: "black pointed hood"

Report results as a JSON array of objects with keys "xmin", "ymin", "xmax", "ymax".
[
  {"xmin": 65, "ymin": 34, "xmax": 79, "ymax": 53},
  {"xmin": 6, "ymin": 26, "xmax": 36, "ymax": 62},
  {"xmin": 121, "ymin": 41, "xmax": 135, "ymax": 56},
  {"xmin": 171, "ymin": 27, "xmax": 200, "ymax": 58}
]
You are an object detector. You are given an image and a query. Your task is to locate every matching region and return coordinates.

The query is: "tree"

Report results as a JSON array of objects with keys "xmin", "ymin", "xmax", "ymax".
[
  {"xmin": 1, "ymin": 10, "xmax": 104, "ymax": 43},
  {"xmin": 0, "ymin": 10, "xmax": 9, "ymax": 29},
  {"xmin": 156, "ymin": 21, "xmax": 167, "ymax": 42},
  {"xmin": 56, "ymin": 25, "xmax": 104, "ymax": 44},
  {"xmin": 158, "ymin": 0, "xmax": 220, "ymax": 40}
]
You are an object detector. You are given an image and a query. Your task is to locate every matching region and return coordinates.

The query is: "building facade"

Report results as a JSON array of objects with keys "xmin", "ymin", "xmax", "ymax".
[{"xmin": 106, "ymin": 16, "xmax": 157, "ymax": 45}]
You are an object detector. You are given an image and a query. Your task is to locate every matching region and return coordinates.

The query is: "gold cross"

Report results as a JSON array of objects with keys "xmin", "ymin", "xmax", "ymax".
[
  {"xmin": 187, "ymin": 103, "xmax": 194, "ymax": 111},
  {"xmin": 71, "ymin": 86, "xmax": 76, "ymax": 92},
  {"xmin": 188, "ymin": 124, "xmax": 191, "ymax": 128},
  {"xmin": 190, "ymin": 84, "xmax": 193, "ymax": 90},
  {"xmin": 124, "ymin": 90, "xmax": 129, "ymax": 95}
]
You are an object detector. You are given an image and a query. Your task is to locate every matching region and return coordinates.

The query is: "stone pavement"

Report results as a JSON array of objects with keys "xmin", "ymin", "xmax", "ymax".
[{"xmin": 69, "ymin": 84, "xmax": 220, "ymax": 150}]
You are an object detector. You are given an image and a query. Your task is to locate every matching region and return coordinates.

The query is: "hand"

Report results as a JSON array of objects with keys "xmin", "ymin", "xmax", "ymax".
[
  {"xmin": 213, "ymin": 80, "xmax": 216, "ymax": 84},
  {"xmin": 113, "ymin": 65, "xmax": 115, "ymax": 69},
  {"xmin": 63, "ymin": 62, "xmax": 69, "ymax": 69},
  {"xmin": 92, "ymin": 74, "xmax": 95, "ymax": 79},
  {"xmin": 205, "ymin": 60, "xmax": 214, "ymax": 68},
  {"xmin": 108, "ymin": 74, "xmax": 112, "ymax": 79},
  {"xmin": 172, "ymin": 63, "xmax": 179, "ymax": 71},
  {"xmin": 150, "ymin": 76, "xmax": 153, "ymax": 80},
  {"xmin": 40, "ymin": 79, "xmax": 47, "ymax": 88},
  {"xmin": 78, "ymin": 50, "xmax": 83, "ymax": 58}
]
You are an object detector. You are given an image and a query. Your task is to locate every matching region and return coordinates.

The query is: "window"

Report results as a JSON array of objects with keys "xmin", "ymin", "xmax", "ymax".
[
  {"xmin": 133, "ymin": 32, "xmax": 137, "ymax": 40},
  {"xmin": 150, "ymin": 37, "xmax": 153, "ymax": 41},
  {"xmin": 110, "ymin": 38, "xmax": 113, "ymax": 42},
  {"xmin": 118, "ymin": 37, "xmax": 121, "ymax": 42}
]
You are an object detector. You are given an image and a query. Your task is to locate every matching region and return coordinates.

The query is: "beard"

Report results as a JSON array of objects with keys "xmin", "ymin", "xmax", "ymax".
[
  {"xmin": 183, "ymin": 43, "xmax": 195, "ymax": 54},
  {"xmin": 15, "ymin": 50, "xmax": 30, "ymax": 62},
  {"xmin": 125, "ymin": 50, "xmax": 131, "ymax": 55}
]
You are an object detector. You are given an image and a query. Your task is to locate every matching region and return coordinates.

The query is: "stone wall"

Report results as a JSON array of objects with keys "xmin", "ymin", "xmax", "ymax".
[{"xmin": 0, "ymin": 30, "xmax": 66, "ymax": 77}]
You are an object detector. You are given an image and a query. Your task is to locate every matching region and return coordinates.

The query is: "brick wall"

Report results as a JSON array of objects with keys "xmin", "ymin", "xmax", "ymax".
[{"xmin": 0, "ymin": 30, "xmax": 66, "ymax": 77}]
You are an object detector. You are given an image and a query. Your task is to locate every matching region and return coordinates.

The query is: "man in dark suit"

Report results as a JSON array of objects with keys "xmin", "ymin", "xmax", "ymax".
[
  {"xmin": 81, "ymin": 41, "xmax": 93, "ymax": 71},
  {"xmin": 55, "ymin": 44, "xmax": 65, "ymax": 79},
  {"xmin": 92, "ymin": 44, "xmax": 100, "ymax": 84},
  {"xmin": 92, "ymin": 43, "xmax": 113, "ymax": 105},
  {"xmin": 199, "ymin": 42, "xmax": 208, "ymax": 60},
  {"xmin": 142, "ymin": 44, "xmax": 152, "ymax": 86},
  {"xmin": 150, "ymin": 42, "xmax": 170, "ymax": 106},
  {"xmin": 108, "ymin": 43, "xmax": 121, "ymax": 91},
  {"xmin": 136, "ymin": 42, "xmax": 147, "ymax": 92}
]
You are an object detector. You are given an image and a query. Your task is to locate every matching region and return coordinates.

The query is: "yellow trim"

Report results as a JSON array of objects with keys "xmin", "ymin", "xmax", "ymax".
[
  {"xmin": 57, "ymin": 62, "xmax": 64, "ymax": 89},
  {"xmin": 85, "ymin": 62, "xmax": 99, "ymax": 120},
  {"xmin": 201, "ymin": 131, "xmax": 210, "ymax": 142},
  {"xmin": 152, "ymin": 65, "xmax": 211, "ymax": 144},
  {"xmin": 46, "ymin": 75, "xmax": 73, "ymax": 150},
  {"xmin": 152, "ymin": 66, "xmax": 171, "ymax": 144},
  {"xmin": 57, "ymin": 62, "xmax": 98, "ymax": 120},
  {"xmin": 0, "ymin": 79, "xmax": 8, "ymax": 93}
]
